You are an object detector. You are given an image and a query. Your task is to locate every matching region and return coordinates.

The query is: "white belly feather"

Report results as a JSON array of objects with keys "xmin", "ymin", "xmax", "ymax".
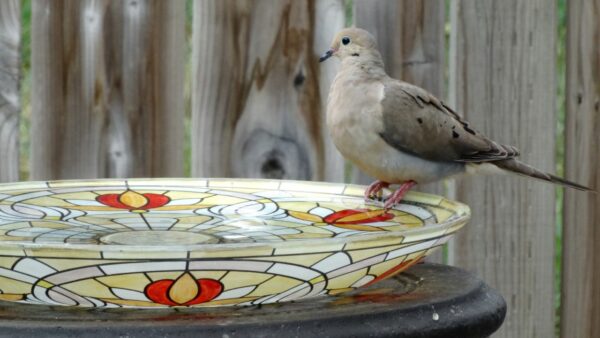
[{"xmin": 326, "ymin": 71, "xmax": 464, "ymax": 184}]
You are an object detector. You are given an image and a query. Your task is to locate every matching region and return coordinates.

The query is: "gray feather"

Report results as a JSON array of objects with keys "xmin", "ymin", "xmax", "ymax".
[
  {"xmin": 379, "ymin": 81, "xmax": 520, "ymax": 163},
  {"xmin": 495, "ymin": 159, "xmax": 592, "ymax": 191}
]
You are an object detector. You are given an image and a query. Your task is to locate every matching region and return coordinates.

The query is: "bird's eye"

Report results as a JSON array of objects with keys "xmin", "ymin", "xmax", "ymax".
[{"xmin": 342, "ymin": 37, "xmax": 351, "ymax": 45}]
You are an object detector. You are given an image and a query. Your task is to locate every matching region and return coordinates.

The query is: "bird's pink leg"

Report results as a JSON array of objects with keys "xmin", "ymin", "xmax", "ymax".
[
  {"xmin": 364, "ymin": 180, "xmax": 390, "ymax": 201},
  {"xmin": 384, "ymin": 180, "xmax": 417, "ymax": 210}
]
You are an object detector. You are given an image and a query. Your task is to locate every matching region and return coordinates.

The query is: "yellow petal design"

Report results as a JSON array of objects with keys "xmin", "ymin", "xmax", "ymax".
[
  {"xmin": 288, "ymin": 211, "xmax": 323, "ymax": 223},
  {"xmin": 119, "ymin": 191, "xmax": 149, "ymax": 209},
  {"xmin": 0, "ymin": 293, "xmax": 24, "ymax": 301},
  {"xmin": 169, "ymin": 272, "xmax": 198, "ymax": 304}
]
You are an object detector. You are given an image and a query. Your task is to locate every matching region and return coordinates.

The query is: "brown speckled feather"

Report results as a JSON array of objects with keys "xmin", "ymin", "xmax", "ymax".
[{"xmin": 379, "ymin": 80, "xmax": 520, "ymax": 163}]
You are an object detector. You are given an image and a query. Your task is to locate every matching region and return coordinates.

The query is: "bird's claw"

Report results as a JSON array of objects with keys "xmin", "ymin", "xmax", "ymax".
[
  {"xmin": 364, "ymin": 181, "xmax": 390, "ymax": 202},
  {"xmin": 383, "ymin": 180, "xmax": 417, "ymax": 210}
]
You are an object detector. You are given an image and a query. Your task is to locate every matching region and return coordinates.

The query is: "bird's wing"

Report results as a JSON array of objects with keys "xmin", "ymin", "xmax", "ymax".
[{"xmin": 378, "ymin": 80, "xmax": 519, "ymax": 163}]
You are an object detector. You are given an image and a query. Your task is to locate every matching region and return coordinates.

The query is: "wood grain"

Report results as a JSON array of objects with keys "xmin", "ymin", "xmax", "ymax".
[
  {"xmin": 450, "ymin": 1, "xmax": 557, "ymax": 337},
  {"xmin": 561, "ymin": 0, "xmax": 600, "ymax": 336},
  {"xmin": 191, "ymin": 0, "xmax": 345, "ymax": 182},
  {"xmin": 352, "ymin": 0, "xmax": 446, "ymax": 195},
  {"xmin": 30, "ymin": 0, "xmax": 185, "ymax": 180},
  {"xmin": 353, "ymin": 0, "xmax": 447, "ymax": 263},
  {"xmin": 0, "ymin": 0, "xmax": 20, "ymax": 182}
]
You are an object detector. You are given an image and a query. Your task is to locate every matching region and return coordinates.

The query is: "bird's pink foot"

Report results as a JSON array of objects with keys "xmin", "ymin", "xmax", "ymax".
[
  {"xmin": 364, "ymin": 180, "xmax": 390, "ymax": 201},
  {"xmin": 384, "ymin": 180, "xmax": 417, "ymax": 210}
]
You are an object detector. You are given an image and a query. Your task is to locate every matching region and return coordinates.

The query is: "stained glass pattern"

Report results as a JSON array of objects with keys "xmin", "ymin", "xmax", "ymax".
[{"xmin": 0, "ymin": 179, "xmax": 469, "ymax": 307}]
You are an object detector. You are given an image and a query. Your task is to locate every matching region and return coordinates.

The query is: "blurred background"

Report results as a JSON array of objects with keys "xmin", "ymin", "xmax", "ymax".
[{"xmin": 0, "ymin": 0, "xmax": 598, "ymax": 337}]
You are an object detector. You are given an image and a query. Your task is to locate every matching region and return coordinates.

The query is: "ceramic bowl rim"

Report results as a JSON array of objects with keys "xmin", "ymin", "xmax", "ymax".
[{"xmin": 0, "ymin": 178, "xmax": 471, "ymax": 254}]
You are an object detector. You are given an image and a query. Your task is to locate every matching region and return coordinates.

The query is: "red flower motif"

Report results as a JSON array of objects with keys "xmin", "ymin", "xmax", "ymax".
[
  {"xmin": 144, "ymin": 272, "xmax": 223, "ymax": 306},
  {"xmin": 323, "ymin": 209, "xmax": 394, "ymax": 225},
  {"xmin": 96, "ymin": 190, "xmax": 170, "ymax": 212}
]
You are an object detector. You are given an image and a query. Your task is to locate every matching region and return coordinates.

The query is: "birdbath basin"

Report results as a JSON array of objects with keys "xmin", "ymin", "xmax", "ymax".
[{"xmin": 0, "ymin": 178, "xmax": 469, "ymax": 308}]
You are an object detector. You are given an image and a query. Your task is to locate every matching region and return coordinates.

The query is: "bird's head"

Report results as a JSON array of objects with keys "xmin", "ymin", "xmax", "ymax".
[{"xmin": 319, "ymin": 28, "xmax": 379, "ymax": 63}]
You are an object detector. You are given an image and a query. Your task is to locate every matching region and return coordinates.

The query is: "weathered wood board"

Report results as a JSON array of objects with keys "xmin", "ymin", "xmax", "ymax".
[
  {"xmin": 352, "ymin": 0, "xmax": 446, "ymax": 194},
  {"xmin": 561, "ymin": 0, "xmax": 600, "ymax": 336},
  {"xmin": 450, "ymin": 1, "xmax": 557, "ymax": 336},
  {"xmin": 0, "ymin": 0, "xmax": 20, "ymax": 182},
  {"xmin": 30, "ymin": 0, "xmax": 185, "ymax": 180},
  {"xmin": 191, "ymin": 0, "xmax": 345, "ymax": 182}
]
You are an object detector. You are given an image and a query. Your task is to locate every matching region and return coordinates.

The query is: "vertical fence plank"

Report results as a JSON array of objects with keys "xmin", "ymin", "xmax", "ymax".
[
  {"xmin": 30, "ymin": 0, "xmax": 185, "ymax": 180},
  {"xmin": 561, "ymin": 0, "xmax": 600, "ymax": 336},
  {"xmin": 353, "ymin": 0, "xmax": 446, "ymax": 262},
  {"xmin": 352, "ymin": 1, "xmax": 446, "ymax": 191},
  {"xmin": 191, "ymin": 0, "xmax": 345, "ymax": 181},
  {"xmin": 450, "ymin": 1, "xmax": 556, "ymax": 337},
  {"xmin": 0, "ymin": 0, "xmax": 20, "ymax": 182},
  {"xmin": 315, "ymin": 0, "xmax": 346, "ymax": 182},
  {"xmin": 106, "ymin": 0, "xmax": 186, "ymax": 178}
]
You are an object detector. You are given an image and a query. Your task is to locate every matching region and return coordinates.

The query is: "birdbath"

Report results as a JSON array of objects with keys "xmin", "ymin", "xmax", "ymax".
[{"xmin": 0, "ymin": 178, "xmax": 505, "ymax": 336}]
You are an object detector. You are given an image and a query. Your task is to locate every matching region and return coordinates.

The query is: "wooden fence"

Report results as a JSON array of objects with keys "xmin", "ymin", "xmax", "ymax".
[
  {"xmin": 0, "ymin": 0, "xmax": 19, "ymax": 182},
  {"xmin": 0, "ymin": 0, "xmax": 598, "ymax": 337}
]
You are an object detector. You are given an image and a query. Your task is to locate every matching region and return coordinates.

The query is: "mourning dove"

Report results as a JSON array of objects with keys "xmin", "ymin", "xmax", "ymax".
[{"xmin": 320, "ymin": 28, "xmax": 591, "ymax": 209}]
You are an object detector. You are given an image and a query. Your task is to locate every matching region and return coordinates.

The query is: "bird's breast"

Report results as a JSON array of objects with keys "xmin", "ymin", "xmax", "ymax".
[{"xmin": 326, "ymin": 71, "xmax": 385, "ymax": 137}]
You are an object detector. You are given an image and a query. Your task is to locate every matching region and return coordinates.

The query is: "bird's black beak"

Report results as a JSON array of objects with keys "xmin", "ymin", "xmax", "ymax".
[{"xmin": 319, "ymin": 49, "xmax": 334, "ymax": 62}]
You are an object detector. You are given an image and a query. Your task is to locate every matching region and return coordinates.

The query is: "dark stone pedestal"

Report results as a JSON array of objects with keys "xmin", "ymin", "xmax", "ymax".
[{"xmin": 0, "ymin": 263, "xmax": 505, "ymax": 338}]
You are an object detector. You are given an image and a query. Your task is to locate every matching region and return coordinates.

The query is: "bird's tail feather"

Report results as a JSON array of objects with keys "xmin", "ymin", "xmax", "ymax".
[{"xmin": 494, "ymin": 159, "xmax": 593, "ymax": 192}]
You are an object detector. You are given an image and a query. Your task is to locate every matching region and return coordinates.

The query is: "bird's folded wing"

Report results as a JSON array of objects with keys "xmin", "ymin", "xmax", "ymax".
[{"xmin": 379, "ymin": 80, "xmax": 519, "ymax": 163}]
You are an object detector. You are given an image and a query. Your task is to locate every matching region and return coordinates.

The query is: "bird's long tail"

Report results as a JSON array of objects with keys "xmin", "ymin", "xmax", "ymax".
[{"xmin": 494, "ymin": 159, "xmax": 593, "ymax": 191}]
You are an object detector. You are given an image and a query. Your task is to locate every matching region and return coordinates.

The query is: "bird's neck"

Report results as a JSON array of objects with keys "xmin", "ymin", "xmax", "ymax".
[{"xmin": 340, "ymin": 51, "xmax": 387, "ymax": 80}]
